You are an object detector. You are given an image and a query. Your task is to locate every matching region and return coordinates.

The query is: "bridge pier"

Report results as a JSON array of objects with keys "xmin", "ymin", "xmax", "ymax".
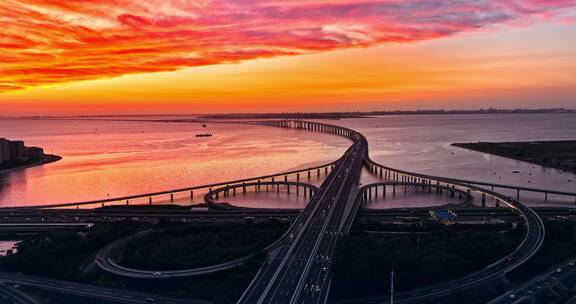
[
  {"xmin": 482, "ymin": 193, "xmax": 486, "ymax": 207},
  {"xmin": 170, "ymin": 193, "xmax": 174, "ymax": 202},
  {"xmin": 190, "ymin": 191, "xmax": 194, "ymax": 199},
  {"xmin": 149, "ymin": 197, "xmax": 152, "ymax": 205}
]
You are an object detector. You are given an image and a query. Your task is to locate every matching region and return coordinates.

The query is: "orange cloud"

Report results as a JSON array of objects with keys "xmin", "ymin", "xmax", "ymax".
[{"xmin": 1, "ymin": 0, "xmax": 575, "ymax": 92}]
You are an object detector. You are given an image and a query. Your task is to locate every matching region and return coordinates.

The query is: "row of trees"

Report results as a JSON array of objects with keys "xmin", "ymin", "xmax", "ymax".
[
  {"xmin": 120, "ymin": 220, "xmax": 288, "ymax": 270},
  {"xmin": 330, "ymin": 227, "xmax": 523, "ymax": 301}
]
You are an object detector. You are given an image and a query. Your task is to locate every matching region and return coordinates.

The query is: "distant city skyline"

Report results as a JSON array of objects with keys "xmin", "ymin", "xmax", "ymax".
[{"xmin": 1, "ymin": 0, "xmax": 576, "ymax": 115}]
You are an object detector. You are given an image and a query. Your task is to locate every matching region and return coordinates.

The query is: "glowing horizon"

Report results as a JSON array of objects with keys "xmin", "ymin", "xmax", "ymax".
[{"xmin": 1, "ymin": 0, "xmax": 576, "ymax": 115}]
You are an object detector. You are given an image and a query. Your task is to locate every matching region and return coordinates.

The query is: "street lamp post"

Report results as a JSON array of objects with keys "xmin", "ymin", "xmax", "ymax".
[{"xmin": 390, "ymin": 269, "xmax": 395, "ymax": 304}]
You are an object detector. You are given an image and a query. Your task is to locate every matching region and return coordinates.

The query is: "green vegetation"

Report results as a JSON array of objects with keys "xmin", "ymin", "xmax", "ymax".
[
  {"xmin": 0, "ymin": 220, "xmax": 286, "ymax": 304},
  {"xmin": 453, "ymin": 140, "xmax": 576, "ymax": 173},
  {"xmin": 124, "ymin": 255, "xmax": 265, "ymax": 304},
  {"xmin": 330, "ymin": 223, "xmax": 524, "ymax": 301},
  {"xmin": 0, "ymin": 222, "xmax": 147, "ymax": 281},
  {"xmin": 509, "ymin": 221, "xmax": 576, "ymax": 282},
  {"xmin": 120, "ymin": 220, "xmax": 288, "ymax": 270}
]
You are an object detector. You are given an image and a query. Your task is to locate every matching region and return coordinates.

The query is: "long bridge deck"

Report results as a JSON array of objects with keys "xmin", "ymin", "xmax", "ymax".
[{"xmin": 1, "ymin": 118, "xmax": 575, "ymax": 304}]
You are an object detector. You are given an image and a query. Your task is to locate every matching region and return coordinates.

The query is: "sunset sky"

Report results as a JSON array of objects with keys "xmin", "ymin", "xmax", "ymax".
[{"xmin": 1, "ymin": 0, "xmax": 576, "ymax": 115}]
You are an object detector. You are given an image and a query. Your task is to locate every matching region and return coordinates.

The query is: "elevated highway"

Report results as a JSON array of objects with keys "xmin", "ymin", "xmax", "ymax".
[{"xmin": 2, "ymin": 118, "xmax": 573, "ymax": 304}]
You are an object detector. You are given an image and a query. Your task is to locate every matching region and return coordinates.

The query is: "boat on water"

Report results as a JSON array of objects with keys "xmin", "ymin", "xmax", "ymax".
[
  {"xmin": 196, "ymin": 133, "xmax": 213, "ymax": 137},
  {"xmin": 202, "ymin": 124, "xmax": 207, "ymax": 128}
]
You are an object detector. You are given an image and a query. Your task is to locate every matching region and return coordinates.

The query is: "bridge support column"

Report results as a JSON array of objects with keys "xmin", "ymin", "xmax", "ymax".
[
  {"xmin": 317, "ymin": 169, "xmax": 320, "ymax": 177},
  {"xmin": 297, "ymin": 173, "xmax": 300, "ymax": 182},
  {"xmin": 369, "ymin": 187, "xmax": 372, "ymax": 200},
  {"xmin": 393, "ymin": 185, "xmax": 396, "ymax": 195},
  {"xmin": 233, "ymin": 188, "xmax": 236, "ymax": 196},
  {"xmin": 170, "ymin": 193, "xmax": 174, "ymax": 202},
  {"xmin": 544, "ymin": 192, "xmax": 547, "ymax": 203},
  {"xmin": 287, "ymin": 184, "xmax": 290, "ymax": 194},
  {"xmin": 308, "ymin": 170, "xmax": 311, "ymax": 179},
  {"xmin": 126, "ymin": 200, "xmax": 129, "ymax": 205},
  {"xmin": 296, "ymin": 185, "xmax": 300, "ymax": 196},
  {"xmin": 482, "ymin": 193, "xmax": 486, "ymax": 207},
  {"xmin": 190, "ymin": 191, "xmax": 194, "ymax": 199},
  {"xmin": 516, "ymin": 189, "xmax": 520, "ymax": 200},
  {"xmin": 149, "ymin": 197, "xmax": 152, "ymax": 205},
  {"xmin": 284, "ymin": 175, "xmax": 288, "ymax": 182},
  {"xmin": 242, "ymin": 183, "xmax": 246, "ymax": 194},
  {"xmin": 383, "ymin": 185, "xmax": 386, "ymax": 196}
]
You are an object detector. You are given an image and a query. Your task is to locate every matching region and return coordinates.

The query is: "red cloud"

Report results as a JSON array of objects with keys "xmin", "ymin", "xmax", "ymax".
[{"xmin": 1, "ymin": 0, "xmax": 575, "ymax": 91}]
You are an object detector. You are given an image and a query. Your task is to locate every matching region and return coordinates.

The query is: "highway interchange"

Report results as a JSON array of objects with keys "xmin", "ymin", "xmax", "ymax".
[{"xmin": 0, "ymin": 119, "xmax": 574, "ymax": 304}]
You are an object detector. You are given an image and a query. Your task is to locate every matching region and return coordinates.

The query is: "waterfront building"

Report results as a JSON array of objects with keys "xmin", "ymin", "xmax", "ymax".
[{"xmin": 0, "ymin": 138, "xmax": 42, "ymax": 166}]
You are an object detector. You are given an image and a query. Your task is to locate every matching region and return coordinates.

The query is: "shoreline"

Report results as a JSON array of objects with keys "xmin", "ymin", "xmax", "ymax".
[
  {"xmin": 452, "ymin": 141, "xmax": 576, "ymax": 174},
  {"xmin": 0, "ymin": 154, "xmax": 62, "ymax": 175}
]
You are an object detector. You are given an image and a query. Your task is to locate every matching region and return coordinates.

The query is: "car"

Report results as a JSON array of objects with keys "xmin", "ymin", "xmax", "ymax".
[
  {"xmin": 153, "ymin": 272, "xmax": 163, "ymax": 276},
  {"xmin": 569, "ymin": 262, "xmax": 575, "ymax": 266},
  {"xmin": 556, "ymin": 268, "xmax": 563, "ymax": 273},
  {"xmin": 145, "ymin": 297, "xmax": 155, "ymax": 303},
  {"xmin": 509, "ymin": 294, "xmax": 515, "ymax": 299}
]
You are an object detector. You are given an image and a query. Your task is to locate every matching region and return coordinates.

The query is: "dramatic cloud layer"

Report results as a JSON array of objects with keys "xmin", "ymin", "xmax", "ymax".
[{"xmin": 1, "ymin": 0, "xmax": 575, "ymax": 92}]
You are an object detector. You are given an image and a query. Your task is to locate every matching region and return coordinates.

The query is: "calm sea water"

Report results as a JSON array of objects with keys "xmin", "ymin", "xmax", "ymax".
[
  {"xmin": 0, "ymin": 118, "xmax": 349, "ymax": 206},
  {"xmin": 0, "ymin": 113, "xmax": 575, "ymax": 207}
]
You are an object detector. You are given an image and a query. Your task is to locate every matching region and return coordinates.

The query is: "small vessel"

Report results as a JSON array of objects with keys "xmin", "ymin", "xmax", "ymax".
[
  {"xmin": 196, "ymin": 133, "xmax": 212, "ymax": 137},
  {"xmin": 202, "ymin": 124, "xmax": 207, "ymax": 128}
]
